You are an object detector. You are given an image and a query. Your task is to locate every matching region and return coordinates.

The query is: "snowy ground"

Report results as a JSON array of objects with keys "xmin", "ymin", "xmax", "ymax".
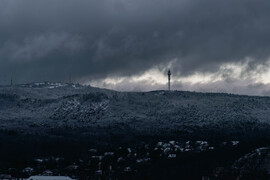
[{"xmin": 1, "ymin": 82, "xmax": 270, "ymax": 142}]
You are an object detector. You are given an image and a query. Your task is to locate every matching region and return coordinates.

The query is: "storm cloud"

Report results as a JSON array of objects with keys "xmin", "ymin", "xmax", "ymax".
[{"xmin": 1, "ymin": 0, "xmax": 270, "ymax": 94}]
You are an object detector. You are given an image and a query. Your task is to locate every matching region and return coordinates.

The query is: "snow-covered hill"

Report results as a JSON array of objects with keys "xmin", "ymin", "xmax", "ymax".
[{"xmin": 1, "ymin": 82, "xmax": 270, "ymax": 144}]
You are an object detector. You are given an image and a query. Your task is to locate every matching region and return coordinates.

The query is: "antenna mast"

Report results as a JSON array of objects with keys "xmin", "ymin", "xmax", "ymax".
[{"xmin": 168, "ymin": 69, "xmax": 171, "ymax": 91}]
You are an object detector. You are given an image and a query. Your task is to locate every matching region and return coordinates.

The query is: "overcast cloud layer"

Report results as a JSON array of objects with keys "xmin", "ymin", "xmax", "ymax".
[{"xmin": 1, "ymin": 0, "xmax": 270, "ymax": 95}]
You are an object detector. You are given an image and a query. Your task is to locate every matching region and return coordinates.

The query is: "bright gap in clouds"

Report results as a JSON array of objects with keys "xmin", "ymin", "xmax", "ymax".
[{"xmin": 87, "ymin": 59, "xmax": 270, "ymax": 95}]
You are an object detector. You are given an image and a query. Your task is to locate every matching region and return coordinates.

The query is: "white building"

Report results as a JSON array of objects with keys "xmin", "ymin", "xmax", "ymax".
[{"xmin": 26, "ymin": 176, "xmax": 74, "ymax": 180}]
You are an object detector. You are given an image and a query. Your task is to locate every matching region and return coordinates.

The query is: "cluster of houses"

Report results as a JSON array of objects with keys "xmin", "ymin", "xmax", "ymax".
[{"xmin": 0, "ymin": 140, "xmax": 239, "ymax": 179}]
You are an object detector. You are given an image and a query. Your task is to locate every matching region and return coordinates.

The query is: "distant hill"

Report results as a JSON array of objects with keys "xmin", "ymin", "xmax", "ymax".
[{"xmin": 1, "ymin": 82, "xmax": 270, "ymax": 145}]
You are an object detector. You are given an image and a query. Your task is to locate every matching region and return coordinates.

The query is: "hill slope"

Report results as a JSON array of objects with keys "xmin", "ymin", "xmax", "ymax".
[{"xmin": 1, "ymin": 82, "xmax": 270, "ymax": 144}]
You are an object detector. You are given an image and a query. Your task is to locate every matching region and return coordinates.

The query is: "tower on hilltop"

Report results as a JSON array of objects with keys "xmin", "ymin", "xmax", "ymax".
[{"xmin": 168, "ymin": 69, "xmax": 171, "ymax": 91}]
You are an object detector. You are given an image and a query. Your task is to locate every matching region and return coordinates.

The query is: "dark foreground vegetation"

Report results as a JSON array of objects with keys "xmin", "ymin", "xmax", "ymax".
[{"xmin": 1, "ymin": 132, "xmax": 270, "ymax": 179}]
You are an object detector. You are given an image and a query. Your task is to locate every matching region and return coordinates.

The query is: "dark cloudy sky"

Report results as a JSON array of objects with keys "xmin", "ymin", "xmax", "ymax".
[{"xmin": 2, "ymin": 0, "xmax": 270, "ymax": 95}]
